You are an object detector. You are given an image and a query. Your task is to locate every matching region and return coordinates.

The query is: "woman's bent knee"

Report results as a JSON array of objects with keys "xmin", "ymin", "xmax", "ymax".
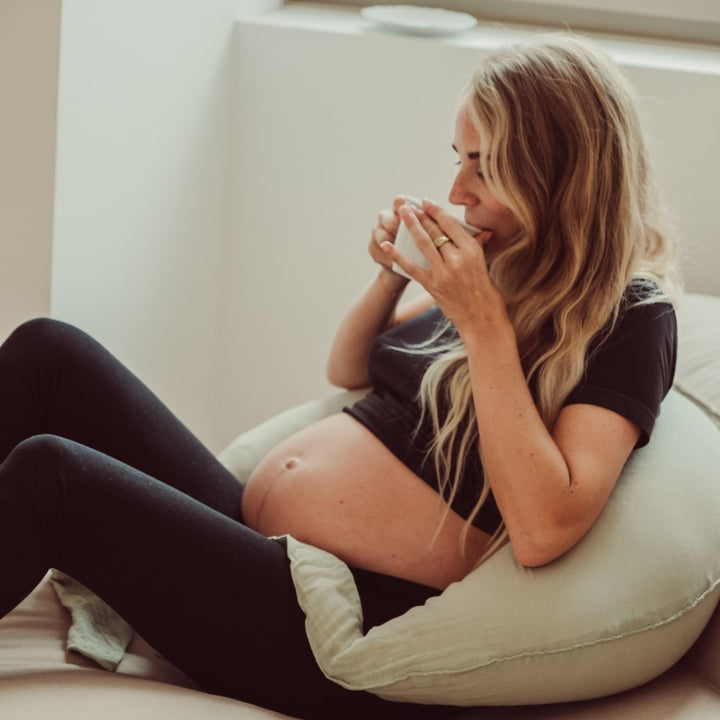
[
  {"xmin": 13, "ymin": 432, "xmax": 73, "ymax": 456},
  {"xmin": 1, "ymin": 436, "xmax": 97, "ymax": 503},
  {"xmin": 0, "ymin": 435, "xmax": 82, "ymax": 572},
  {"xmin": 2, "ymin": 434, "xmax": 78, "ymax": 481},
  {"xmin": 1, "ymin": 318, "xmax": 78, "ymax": 365},
  {"xmin": 5, "ymin": 317, "xmax": 60, "ymax": 344}
]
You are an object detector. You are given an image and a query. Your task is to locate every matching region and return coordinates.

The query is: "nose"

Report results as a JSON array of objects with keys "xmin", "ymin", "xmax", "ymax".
[{"xmin": 448, "ymin": 167, "xmax": 476, "ymax": 207}]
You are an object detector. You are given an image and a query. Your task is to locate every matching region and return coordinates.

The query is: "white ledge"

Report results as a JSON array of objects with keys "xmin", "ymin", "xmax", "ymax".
[{"xmin": 237, "ymin": 3, "xmax": 720, "ymax": 76}]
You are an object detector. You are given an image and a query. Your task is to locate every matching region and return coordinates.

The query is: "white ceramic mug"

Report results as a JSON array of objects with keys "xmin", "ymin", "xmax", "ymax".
[{"xmin": 392, "ymin": 196, "xmax": 480, "ymax": 280}]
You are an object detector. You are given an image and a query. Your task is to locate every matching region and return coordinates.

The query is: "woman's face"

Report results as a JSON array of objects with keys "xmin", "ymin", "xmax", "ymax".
[{"xmin": 449, "ymin": 102, "xmax": 521, "ymax": 262}]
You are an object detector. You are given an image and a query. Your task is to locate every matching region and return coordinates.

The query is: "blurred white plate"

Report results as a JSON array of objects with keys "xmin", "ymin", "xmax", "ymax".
[{"xmin": 361, "ymin": 5, "xmax": 478, "ymax": 35}]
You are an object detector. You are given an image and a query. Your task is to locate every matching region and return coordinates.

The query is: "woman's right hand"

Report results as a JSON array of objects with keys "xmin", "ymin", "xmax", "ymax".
[{"xmin": 368, "ymin": 196, "xmax": 406, "ymax": 270}]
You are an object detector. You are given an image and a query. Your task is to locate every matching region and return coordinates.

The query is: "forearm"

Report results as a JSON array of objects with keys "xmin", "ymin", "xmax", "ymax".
[
  {"xmin": 463, "ymin": 326, "xmax": 576, "ymax": 565},
  {"xmin": 326, "ymin": 268, "xmax": 408, "ymax": 389}
]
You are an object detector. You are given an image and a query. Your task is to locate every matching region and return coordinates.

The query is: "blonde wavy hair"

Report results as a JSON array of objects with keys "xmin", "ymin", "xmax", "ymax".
[{"xmin": 417, "ymin": 35, "xmax": 681, "ymax": 563}]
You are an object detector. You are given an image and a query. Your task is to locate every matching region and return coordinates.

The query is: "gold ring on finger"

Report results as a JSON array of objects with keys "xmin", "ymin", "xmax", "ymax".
[{"xmin": 433, "ymin": 235, "xmax": 451, "ymax": 249}]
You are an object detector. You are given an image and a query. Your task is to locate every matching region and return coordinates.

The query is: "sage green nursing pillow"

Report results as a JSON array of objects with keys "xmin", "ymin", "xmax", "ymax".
[{"xmin": 219, "ymin": 389, "xmax": 720, "ymax": 706}]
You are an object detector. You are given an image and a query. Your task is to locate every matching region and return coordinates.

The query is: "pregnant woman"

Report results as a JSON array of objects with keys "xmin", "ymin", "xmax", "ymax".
[{"xmin": 0, "ymin": 34, "xmax": 678, "ymax": 720}]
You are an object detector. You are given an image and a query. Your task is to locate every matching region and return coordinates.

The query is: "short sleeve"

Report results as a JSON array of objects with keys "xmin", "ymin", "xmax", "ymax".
[{"xmin": 563, "ymin": 301, "xmax": 677, "ymax": 447}]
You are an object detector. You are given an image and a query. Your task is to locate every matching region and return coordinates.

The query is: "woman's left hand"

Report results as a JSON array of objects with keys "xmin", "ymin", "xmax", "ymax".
[{"xmin": 381, "ymin": 199, "xmax": 508, "ymax": 339}]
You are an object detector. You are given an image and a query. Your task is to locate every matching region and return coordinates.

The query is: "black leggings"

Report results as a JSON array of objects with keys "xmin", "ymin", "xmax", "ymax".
[{"xmin": 0, "ymin": 319, "xmax": 449, "ymax": 720}]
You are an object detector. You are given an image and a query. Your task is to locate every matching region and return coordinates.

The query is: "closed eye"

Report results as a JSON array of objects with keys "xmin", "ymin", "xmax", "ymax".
[
  {"xmin": 452, "ymin": 144, "xmax": 484, "ymax": 179},
  {"xmin": 452, "ymin": 156, "xmax": 485, "ymax": 181},
  {"xmin": 452, "ymin": 143, "xmax": 481, "ymax": 162}
]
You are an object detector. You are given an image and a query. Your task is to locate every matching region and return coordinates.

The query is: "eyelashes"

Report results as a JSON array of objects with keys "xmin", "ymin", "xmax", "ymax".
[{"xmin": 454, "ymin": 159, "xmax": 485, "ymax": 181}]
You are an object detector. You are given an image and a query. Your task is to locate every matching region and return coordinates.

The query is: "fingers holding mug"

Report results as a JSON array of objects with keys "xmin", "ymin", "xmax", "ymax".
[{"xmin": 368, "ymin": 201, "xmax": 404, "ymax": 269}]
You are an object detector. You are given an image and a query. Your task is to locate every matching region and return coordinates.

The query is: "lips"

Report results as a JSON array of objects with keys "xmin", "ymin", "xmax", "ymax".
[{"xmin": 466, "ymin": 219, "xmax": 490, "ymax": 232}]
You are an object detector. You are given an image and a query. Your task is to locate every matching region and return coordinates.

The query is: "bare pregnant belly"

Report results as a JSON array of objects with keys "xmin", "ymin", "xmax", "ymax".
[{"xmin": 242, "ymin": 413, "xmax": 490, "ymax": 590}]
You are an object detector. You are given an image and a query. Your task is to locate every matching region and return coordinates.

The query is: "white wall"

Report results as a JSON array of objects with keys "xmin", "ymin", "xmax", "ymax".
[
  {"xmin": 624, "ymin": 62, "xmax": 720, "ymax": 294},
  {"xmin": 0, "ymin": 0, "xmax": 60, "ymax": 339},
  {"xmin": 4, "ymin": 1, "xmax": 718, "ymax": 451},
  {"xmin": 220, "ymin": 6, "xmax": 720, "ymax": 442},
  {"xmin": 51, "ymin": 0, "xmax": 240, "ymax": 448},
  {"xmin": 518, "ymin": 0, "xmax": 720, "ymax": 23}
]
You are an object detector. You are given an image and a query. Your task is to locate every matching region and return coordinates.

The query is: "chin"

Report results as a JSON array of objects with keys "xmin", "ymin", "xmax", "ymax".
[{"xmin": 482, "ymin": 243, "xmax": 500, "ymax": 265}]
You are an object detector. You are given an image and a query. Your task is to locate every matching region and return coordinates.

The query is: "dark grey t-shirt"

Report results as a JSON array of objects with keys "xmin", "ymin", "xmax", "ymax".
[{"xmin": 345, "ymin": 287, "xmax": 677, "ymax": 533}]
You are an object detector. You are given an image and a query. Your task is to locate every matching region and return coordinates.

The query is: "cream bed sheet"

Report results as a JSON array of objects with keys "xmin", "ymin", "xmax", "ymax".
[{"xmin": 0, "ymin": 574, "xmax": 290, "ymax": 719}]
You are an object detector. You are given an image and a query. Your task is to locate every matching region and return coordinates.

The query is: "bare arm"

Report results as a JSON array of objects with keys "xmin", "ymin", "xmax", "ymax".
[
  {"xmin": 326, "ymin": 199, "xmax": 434, "ymax": 389},
  {"xmin": 463, "ymin": 326, "xmax": 639, "ymax": 567},
  {"xmin": 384, "ymin": 200, "xmax": 640, "ymax": 567}
]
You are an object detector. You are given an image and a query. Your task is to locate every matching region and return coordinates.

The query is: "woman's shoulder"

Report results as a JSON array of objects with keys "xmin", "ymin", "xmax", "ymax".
[
  {"xmin": 566, "ymin": 279, "xmax": 678, "ymax": 447},
  {"xmin": 621, "ymin": 277, "xmax": 675, "ymax": 311},
  {"xmin": 615, "ymin": 280, "xmax": 677, "ymax": 344}
]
